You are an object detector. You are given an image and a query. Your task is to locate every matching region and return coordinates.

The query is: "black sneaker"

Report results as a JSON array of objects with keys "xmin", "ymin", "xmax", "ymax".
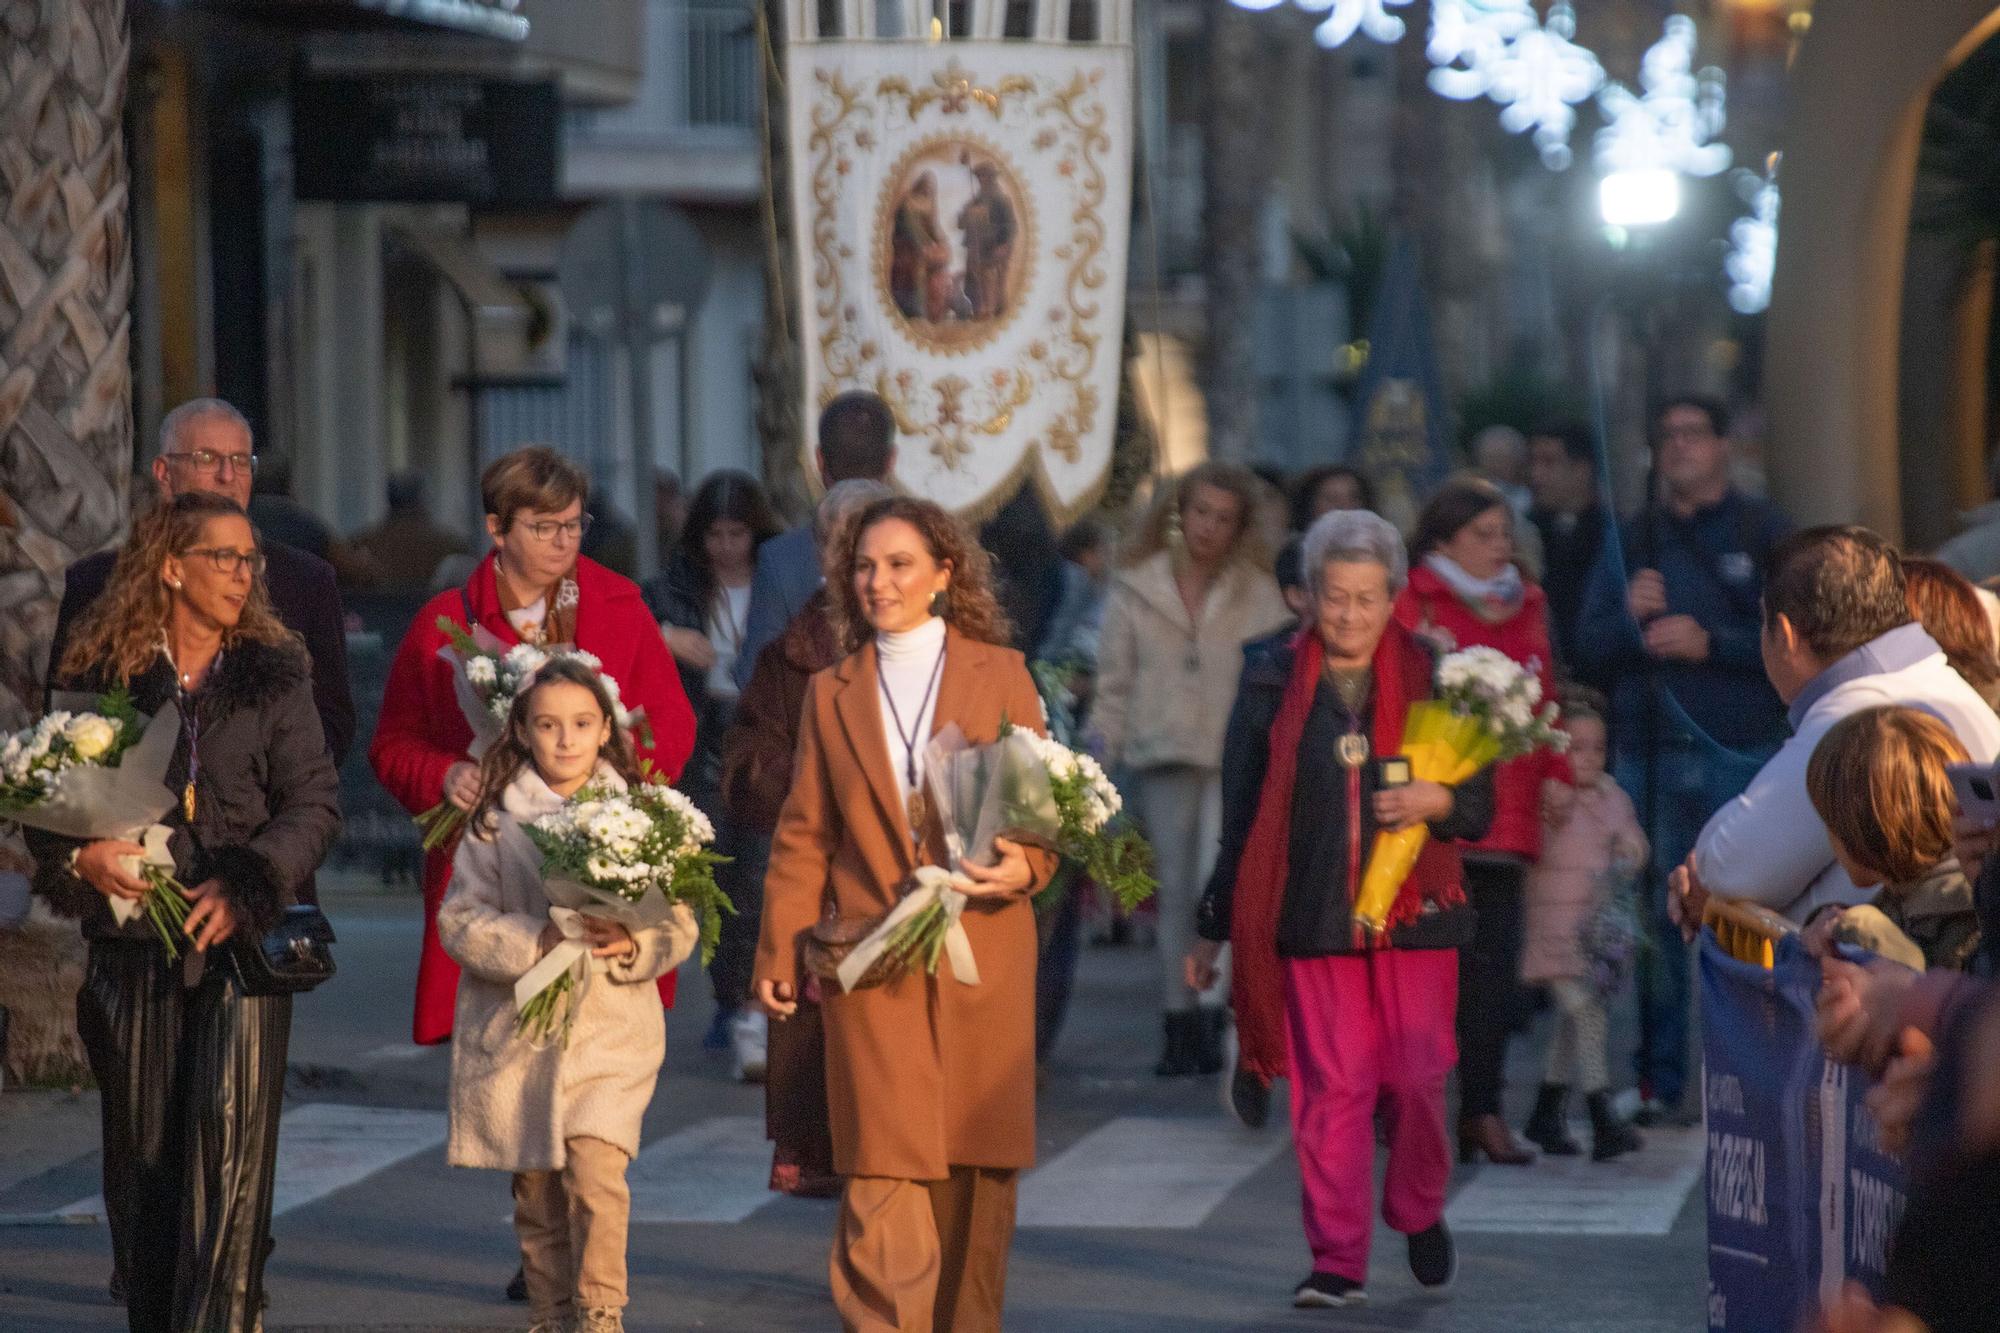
[
  {"xmin": 1226, "ymin": 1065, "xmax": 1270, "ymax": 1129},
  {"xmin": 1293, "ymin": 1271, "xmax": 1366, "ymax": 1308},
  {"xmin": 1407, "ymin": 1221, "xmax": 1456, "ymax": 1288}
]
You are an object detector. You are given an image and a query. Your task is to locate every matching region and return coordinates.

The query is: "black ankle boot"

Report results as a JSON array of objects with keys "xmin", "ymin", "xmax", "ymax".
[
  {"xmin": 1524, "ymin": 1083, "xmax": 1580, "ymax": 1156},
  {"xmin": 1194, "ymin": 1007, "xmax": 1227, "ymax": 1076},
  {"xmin": 1155, "ymin": 1010, "xmax": 1200, "ymax": 1077},
  {"xmin": 1588, "ymin": 1091, "xmax": 1642, "ymax": 1162}
]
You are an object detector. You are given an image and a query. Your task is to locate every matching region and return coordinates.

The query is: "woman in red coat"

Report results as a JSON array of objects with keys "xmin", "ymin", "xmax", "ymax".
[
  {"xmin": 371, "ymin": 447, "xmax": 696, "ymax": 1045},
  {"xmin": 1394, "ymin": 477, "xmax": 1572, "ymax": 1165}
]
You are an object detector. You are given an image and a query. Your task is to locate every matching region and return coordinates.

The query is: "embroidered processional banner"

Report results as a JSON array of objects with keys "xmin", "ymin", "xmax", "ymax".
[{"xmin": 787, "ymin": 32, "xmax": 1134, "ymax": 522}]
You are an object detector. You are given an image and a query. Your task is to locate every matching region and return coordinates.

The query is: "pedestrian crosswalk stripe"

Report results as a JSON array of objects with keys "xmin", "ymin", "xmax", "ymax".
[
  {"xmin": 1444, "ymin": 1124, "xmax": 1705, "ymax": 1235},
  {"xmin": 51, "ymin": 1102, "xmax": 447, "ymax": 1224},
  {"xmin": 1016, "ymin": 1116, "xmax": 1291, "ymax": 1230},
  {"xmin": 627, "ymin": 1115, "xmax": 780, "ymax": 1224}
]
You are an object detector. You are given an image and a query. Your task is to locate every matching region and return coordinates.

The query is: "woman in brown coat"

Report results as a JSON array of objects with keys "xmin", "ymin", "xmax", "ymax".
[{"xmin": 753, "ymin": 496, "xmax": 1056, "ymax": 1333}]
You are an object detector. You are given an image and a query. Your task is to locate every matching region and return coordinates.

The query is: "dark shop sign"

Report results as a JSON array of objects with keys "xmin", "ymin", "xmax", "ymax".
[{"xmin": 294, "ymin": 76, "xmax": 559, "ymax": 205}]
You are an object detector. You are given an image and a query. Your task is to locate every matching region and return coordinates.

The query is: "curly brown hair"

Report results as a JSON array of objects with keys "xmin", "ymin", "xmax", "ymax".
[
  {"xmin": 60, "ymin": 493, "xmax": 298, "ymax": 685},
  {"xmin": 470, "ymin": 657, "xmax": 642, "ymax": 833},
  {"xmin": 825, "ymin": 496, "xmax": 1013, "ymax": 654}
]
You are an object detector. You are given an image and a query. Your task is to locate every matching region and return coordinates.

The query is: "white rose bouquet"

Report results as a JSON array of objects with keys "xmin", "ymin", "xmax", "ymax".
[
  {"xmin": 416, "ymin": 618, "xmax": 651, "ymax": 851},
  {"xmin": 1, "ymin": 689, "xmax": 193, "ymax": 957},
  {"xmin": 511, "ymin": 778, "xmax": 730, "ymax": 1046},
  {"xmin": 1353, "ymin": 646, "xmax": 1568, "ymax": 934}
]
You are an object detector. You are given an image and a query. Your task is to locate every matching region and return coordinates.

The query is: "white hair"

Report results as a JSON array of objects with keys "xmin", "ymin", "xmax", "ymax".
[
  {"xmin": 815, "ymin": 479, "xmax": 894, "ymax": 545},
  {"xmin": 1301, "ymin": 508, "xmax": 1408, "ymax": 597},
  {"xmin": 158, "ymin": 397, "xmax": 252, "ymax": 458}
]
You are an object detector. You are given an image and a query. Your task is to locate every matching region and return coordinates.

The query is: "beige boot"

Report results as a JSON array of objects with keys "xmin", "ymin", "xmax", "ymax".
[{"xmin": 578, "ymin": 1308, "xmax": 625, "ymax": 1332}]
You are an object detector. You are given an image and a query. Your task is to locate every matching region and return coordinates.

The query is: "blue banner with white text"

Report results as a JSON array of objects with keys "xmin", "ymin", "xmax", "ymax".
[{"xmin": 1699, "ymin": 933, "xmax": 1905, "ymax": 1332}]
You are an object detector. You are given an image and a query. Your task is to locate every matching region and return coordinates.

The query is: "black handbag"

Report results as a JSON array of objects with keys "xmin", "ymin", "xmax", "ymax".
[{"xmin": 227, "ymin": 905, "xmax": 338, "ymax": 996}]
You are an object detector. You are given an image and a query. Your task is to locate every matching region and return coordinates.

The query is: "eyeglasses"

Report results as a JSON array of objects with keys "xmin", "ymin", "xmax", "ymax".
[
  {"xmin": 165, "ymin": 449, "xmax": 259, "ymax": 477},
  {"xmin": 521, "ymin": 515, "xmax": 593, "ymax": 544},
  {"xmin": 180, "ymin": 547, "xmax": 267, "ymax": 577}
]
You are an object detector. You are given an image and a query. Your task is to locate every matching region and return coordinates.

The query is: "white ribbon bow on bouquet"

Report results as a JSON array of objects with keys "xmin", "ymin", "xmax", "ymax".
[
  {"xmin": 513, "ymin": 905, "xmax": 595, "ymax": 1017},
  {"xmin": 836, "ymin": 865, "xmax": 981, "ymax": 993},
  {"xmin": 108, "ymin": 823, "xmax": 177, "ymax": 927}
]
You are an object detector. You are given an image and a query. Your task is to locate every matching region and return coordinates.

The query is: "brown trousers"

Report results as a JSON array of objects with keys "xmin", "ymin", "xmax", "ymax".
[
  {"xmin": 513, "ymin": 1135, "xmax": 632, "ymax": 1319},
  {"xmin": 831, "ymin": 1167, "xmax": 1019, "ymax": 1333}
]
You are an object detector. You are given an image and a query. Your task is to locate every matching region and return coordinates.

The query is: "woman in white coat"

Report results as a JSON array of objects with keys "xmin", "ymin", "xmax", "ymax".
[
  {"xmin": 440, "ymin": 658, "xmax": 700, "ymax": 1333},
  {"xmin": 1093, "ymin": 462, "xmax": 1292, "ymax": 1077}
]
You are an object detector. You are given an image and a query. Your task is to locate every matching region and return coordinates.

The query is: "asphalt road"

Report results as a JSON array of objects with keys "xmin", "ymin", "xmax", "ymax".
[{"xmin": 0, "ymin": 878, "xmax": 1706, "ymax": 1332}]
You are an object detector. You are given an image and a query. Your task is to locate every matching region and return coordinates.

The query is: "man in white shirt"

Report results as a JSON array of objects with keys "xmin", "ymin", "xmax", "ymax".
[{"xmin": 1673, "ymin": 526, "xmax": 2000, "ymax": 927}]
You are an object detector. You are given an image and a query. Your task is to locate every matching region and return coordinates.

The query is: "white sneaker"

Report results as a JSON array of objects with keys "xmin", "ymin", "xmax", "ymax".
[{"xmin": 732, "ymin": 1010, "xmax": 768, "ymax": 1083}]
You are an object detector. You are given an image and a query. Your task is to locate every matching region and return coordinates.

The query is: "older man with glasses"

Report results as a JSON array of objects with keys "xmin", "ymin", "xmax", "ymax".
[
  {"xmin": 50, "ymin": 396, "xmax": 355, "ymax": 771},
  {"xmin": 43, "ymin": 396, "xmax": 355, "ymax": 1310}
]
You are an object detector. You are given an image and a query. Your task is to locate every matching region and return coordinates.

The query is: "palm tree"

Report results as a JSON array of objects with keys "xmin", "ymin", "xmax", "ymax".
[
  {"xmin": 1200, "ymin": 0, "xmax": 1276, "ymax": 463},
  {"xmin": 0, "ymin": 0, "xmax": 132, "ymax": 1087},
  {"xmin": 0, "ymin": 0, "xmax": 134, "ymax": 732},
  {"xmin": 751, "ymin": 0, "xmax": 808, "ymax": 518}
]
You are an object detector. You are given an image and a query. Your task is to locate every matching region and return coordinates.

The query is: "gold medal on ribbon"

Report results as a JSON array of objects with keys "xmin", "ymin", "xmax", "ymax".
[
  {"xmin": 907, "ymin": 790, "xmax": 930, "ymax": 844},
  {"xmin": 183, "ymin": 782, "xmax": 197, "ymax": 822},
  {"xmin": 1336, "ymin": 734, "xmax": 1371, "ymax": 769}
]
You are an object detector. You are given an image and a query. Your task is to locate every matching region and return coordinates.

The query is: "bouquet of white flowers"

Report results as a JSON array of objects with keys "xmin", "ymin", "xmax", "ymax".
[
  {"xmin": 832, "ymin": 722, "xmax": 1156, "ymax": 993},
  {"xmin": 1, "ymin": 690, "xmax": 192, "ymax": 956},
  {"xmin": 511, "ymin": 778, "xmax": 730, "ymax": 1046},
  {"xmin": 1002, "ymin": 725, "xmax": 1156, "ymax": 912},
  {"xmin": 415, "ymin": 618, "xmax": 649, "ymax": 851},
  {"xmin": 1352, "ymin": 646, "xmax": 1568, "ymax": 935}
]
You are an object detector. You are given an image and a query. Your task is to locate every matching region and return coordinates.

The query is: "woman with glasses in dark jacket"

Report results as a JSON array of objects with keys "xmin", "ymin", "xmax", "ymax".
[{"xmin": 28, "ymin": 492, "xmax": 341, "ymax": 1331}]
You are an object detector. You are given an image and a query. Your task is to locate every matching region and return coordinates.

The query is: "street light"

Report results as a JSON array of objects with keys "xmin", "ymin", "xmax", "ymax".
[{"xmin": 1598, "ymin": 167, "xmax": 1681, "ymax": 229}]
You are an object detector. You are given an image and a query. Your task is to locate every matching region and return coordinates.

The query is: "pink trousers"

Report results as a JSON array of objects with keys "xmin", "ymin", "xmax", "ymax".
[{"xmin": 1282, "ymin": 948, "xmax": 1458, "ymax": 1282}]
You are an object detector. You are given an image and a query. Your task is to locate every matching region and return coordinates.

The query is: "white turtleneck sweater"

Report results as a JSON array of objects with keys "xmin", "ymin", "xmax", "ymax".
[{"xmin": 875, "ymin": 615, "xmax": 948, "ymax": 808}]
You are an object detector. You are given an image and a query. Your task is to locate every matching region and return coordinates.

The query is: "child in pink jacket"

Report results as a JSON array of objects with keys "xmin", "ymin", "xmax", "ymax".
[{"xmin": 1520, "ymin": 697, "xmax": 1648, "ymax": 1162}]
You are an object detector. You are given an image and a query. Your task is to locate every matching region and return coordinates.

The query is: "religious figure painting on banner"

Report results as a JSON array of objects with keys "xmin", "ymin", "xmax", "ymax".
[
  {"xmin": 880, "ymin": 143, "xmax": 1032, "ymax": 349},
  {"xmin": 789, "ymin": 45, "xmax": 1134, "ymax": 521}
]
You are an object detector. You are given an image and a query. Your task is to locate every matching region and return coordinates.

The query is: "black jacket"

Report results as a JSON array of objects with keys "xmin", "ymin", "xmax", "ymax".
[
  {"xmin": 1528, "ymin": 504, "xmax": 1606, "ymax": 684},
  {"xmin": 1197, "ymin": 630, "xmax": 1494, "ymax": 955},
  {"xmin": 50, "ymin": 540, "xmax": 355, "ymax": 767},
  {"xmin": 28, "ymin": 637, "xmax": 343, "ymax": 942}
]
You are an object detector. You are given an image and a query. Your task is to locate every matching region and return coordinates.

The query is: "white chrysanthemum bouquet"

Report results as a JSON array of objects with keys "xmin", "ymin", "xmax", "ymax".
[
  {"xmin": 511, "ymin": 779, "xmax": 730, "ymax": 1046},
  {"xmin": 1002, "ymin": 725, "xmax": 1156, "ymax": 912},
  {"xmin": 1, "ymin": 689, "xmax": 193, "ymax": 956},
  {"xmin": 1353, "ymin": 646, "xmax": 1567, "ymax": 934},
  {"xmin": 416, "ymin": 618, "xmax": 650, "ymax": 851}
]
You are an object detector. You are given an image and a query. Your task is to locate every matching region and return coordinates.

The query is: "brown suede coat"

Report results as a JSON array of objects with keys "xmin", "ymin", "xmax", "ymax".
[{"xmin": 753, "ymin": 627, "xmax": 1054, "ymax": 1180}]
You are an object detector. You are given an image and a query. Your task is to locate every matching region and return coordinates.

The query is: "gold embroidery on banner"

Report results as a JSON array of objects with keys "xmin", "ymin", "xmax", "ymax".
[
  {"xmin": 804, "ymin": 57, "xmax": 1117, "ymax": 508},
  {"xmin": 809, "ymin": 71, "xmax": 867, "ymax": 383},
  {"xmin": 876, "ymin": 60, "xmax": 1033, "ymax": 119}
]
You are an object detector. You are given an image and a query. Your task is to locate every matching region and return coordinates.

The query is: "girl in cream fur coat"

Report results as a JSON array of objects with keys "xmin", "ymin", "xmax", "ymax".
[{"xmin": 440, "ymin": 658, "xmax": 700, "ymax": 1333}]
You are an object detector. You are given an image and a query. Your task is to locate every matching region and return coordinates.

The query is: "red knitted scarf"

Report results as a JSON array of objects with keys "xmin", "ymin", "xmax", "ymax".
[{"xmin": 1228, "ymin": 620, "xmax": 1465, "ymax": 1083}]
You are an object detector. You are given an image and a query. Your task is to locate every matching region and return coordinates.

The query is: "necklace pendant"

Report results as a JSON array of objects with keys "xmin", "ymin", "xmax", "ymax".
[
  {"xmin": 1336, "ymin": 734, "xmax": 1371, "ymax": 769},
  {"xmin": 906, "ymin": 789, "xmax": 930, "ymax": 841},
  {"xmin": 1184, "ymin": 651, "xmax": 1200, "ymax": 674},
  {"xmin": 183, "ymin": 782, "xmax": 197, "ymax": 822}
]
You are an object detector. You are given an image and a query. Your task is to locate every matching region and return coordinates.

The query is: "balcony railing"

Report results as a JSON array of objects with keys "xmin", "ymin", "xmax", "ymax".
[
  {"xmin": 685, "ymin": 2, "xmax": 758, "ymax": 129},
  {"xmin": 567, "ymin": 0, "xmax": 758, "ymax": 139}
]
